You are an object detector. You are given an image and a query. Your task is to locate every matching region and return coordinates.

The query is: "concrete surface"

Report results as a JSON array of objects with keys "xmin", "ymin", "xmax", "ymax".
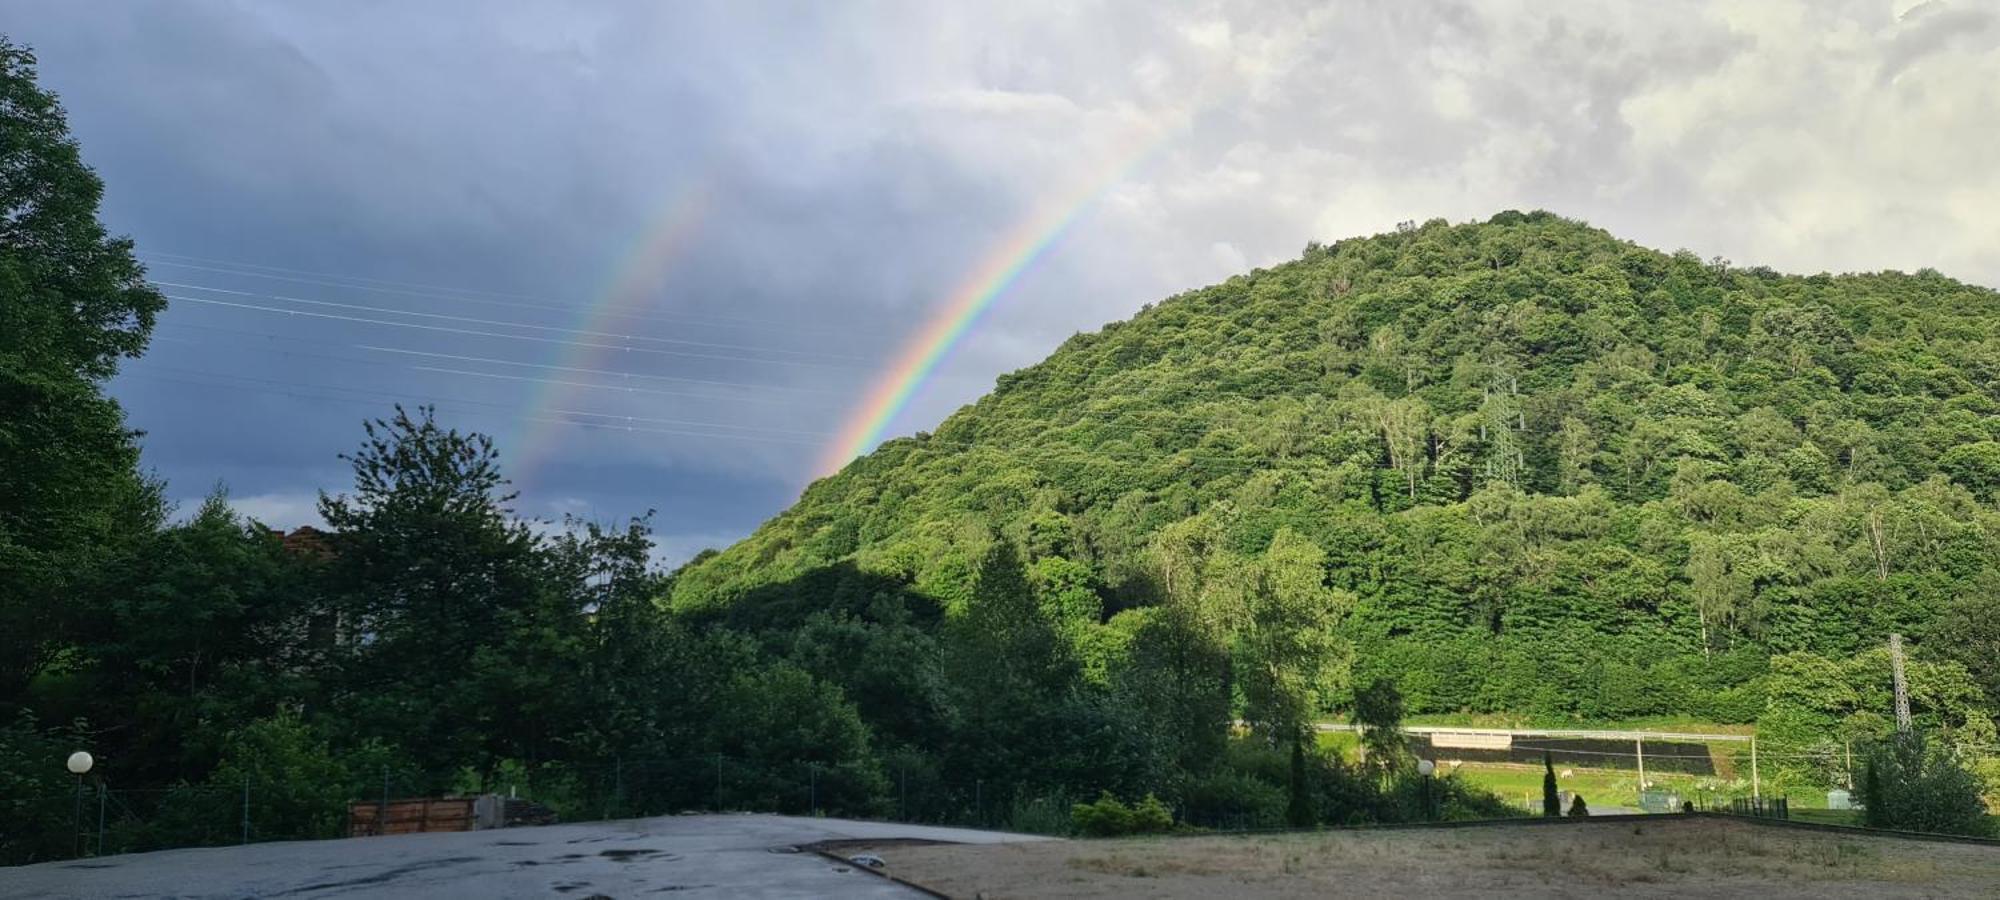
[{"xmin": 2, "ymin": 813, "xmax": 1054, "ymax": 899}]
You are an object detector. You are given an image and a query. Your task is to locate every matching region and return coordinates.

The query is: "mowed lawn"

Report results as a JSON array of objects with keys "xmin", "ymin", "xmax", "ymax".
[{"xmin": 857, "ymin": 817, "xmax": 2000, "ymax": 899}]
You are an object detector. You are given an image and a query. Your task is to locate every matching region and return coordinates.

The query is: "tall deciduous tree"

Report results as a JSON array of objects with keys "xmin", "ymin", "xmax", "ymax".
[
  {"xmin": 0, "ymin": 38, "xmax": 166, "ymax": 701},
  {"xmin": 318, "ymin": 405, "xmax": 564, "ymax": 779}
]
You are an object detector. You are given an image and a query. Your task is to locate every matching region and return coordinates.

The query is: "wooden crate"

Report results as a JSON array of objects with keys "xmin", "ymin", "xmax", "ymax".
[{"xmin": 347, "ymin": 797, "xmax": 476, "ymax": 837}]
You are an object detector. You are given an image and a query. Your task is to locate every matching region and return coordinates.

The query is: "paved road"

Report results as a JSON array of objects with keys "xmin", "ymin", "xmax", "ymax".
[{"xmin": 3, "ymin": 813, "xmax": 1053, "ymax": 899}]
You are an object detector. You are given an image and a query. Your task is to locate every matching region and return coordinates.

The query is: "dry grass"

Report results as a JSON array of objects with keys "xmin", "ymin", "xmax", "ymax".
[{"xmin": 854, "ymin": 817, "xmax": 2000, "ymax": 899}]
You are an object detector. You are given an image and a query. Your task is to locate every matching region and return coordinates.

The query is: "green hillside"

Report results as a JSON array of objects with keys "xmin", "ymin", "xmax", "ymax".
[{"xmin": 676, "ymin": 212, "xmax": 2000, "ymax": 784}]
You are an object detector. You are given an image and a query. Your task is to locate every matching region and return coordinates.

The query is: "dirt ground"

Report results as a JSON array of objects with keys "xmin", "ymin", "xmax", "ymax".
[{"xmin": 851, "ymin": 817, "xmax": 2000, "ymax": 899}]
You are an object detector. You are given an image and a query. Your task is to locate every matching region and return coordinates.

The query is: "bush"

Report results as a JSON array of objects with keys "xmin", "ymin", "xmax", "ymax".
[
  {"xmin": 1568, "ymin": 794, "xmax": 1589, "ymax": 817},
  {"xmin": 0, "ymin": 712, "xmax": 89, "ymax": 865},
  {"xmin": 1071, "ymin": 791, "xmax": 1133, "ymax": 836},
  {"xmin": 1857, "ymin": 734, "xmax": 1992, "ymax": 837},
  {"xmin": 1131, "ymin": 793, "xmax": 1174, "ymax": 833},
  {"xmin": 1179, "ymin": 768, "xmax": 1287, "ymax": 830},
  {"xmin": 1071, "ymin": 791, "xmax": 1174, "ymax": 836}
]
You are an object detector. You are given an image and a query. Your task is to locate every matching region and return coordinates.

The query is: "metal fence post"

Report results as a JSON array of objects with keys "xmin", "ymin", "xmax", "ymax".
[
  {"xmin": 96, "ymin": 782, "xmax": 106, "ymax": 855},
  {"xmin": 713, "ymin": 754, "xmax": 722, "ymax": 811},
  {"xmin": 72, "ymin": 776, "xmax": 84, "ymax": 858},
  {"xmin": 241, "ymin": 775, "xmax": 250, "ymax": 844},
  {"xmin": 809, "ymin": 764, "xmax": 817, "ymax": 817}
]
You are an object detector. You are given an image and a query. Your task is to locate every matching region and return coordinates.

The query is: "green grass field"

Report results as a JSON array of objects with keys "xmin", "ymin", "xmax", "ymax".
[{"xmin": 1315, "ymin": 726, "xmax": 1847, "ymax": 813}]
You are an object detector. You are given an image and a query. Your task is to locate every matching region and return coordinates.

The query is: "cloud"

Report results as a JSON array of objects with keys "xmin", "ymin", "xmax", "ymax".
[
  {"xmin": 215, "ymin": 491, "xmax": 325, "ymax": 530},
  {"xmin": 3, "ymin": 0, "xmax": 1996, "ymax": 556}
]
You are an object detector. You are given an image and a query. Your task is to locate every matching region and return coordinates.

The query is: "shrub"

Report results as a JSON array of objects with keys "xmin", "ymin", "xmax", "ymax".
[
  {"xmin": 1568, "ymin": 794, "xmax": 1589, "ymax": 817},
  {"xmin": 1071, "ymin": 791, "xmax": 1134, "ymax": 836},
  {"xmin": 1179, "ymin": 768, "xmax": 1287, "ymax": 830},
  {"xmin": 1857, "ymin": 734, "xmax": 1992, "ymax": 837},
  {"xmin": 1006, "ymin": 792, "xmax": 1075, "ymax": 836},
  {"xmin": 1072, "ymin": 791, "xmax": 1174, "ymax": 836},
  {"xmin": 1131, "ymin": 793, "xmax": 1174, "ymax": 833}
]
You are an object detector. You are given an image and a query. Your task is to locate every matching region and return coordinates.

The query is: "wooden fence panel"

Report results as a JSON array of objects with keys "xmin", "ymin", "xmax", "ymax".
[{"xmin": 346, "ymin": 798, "xmax": 475, "ymax": 837}]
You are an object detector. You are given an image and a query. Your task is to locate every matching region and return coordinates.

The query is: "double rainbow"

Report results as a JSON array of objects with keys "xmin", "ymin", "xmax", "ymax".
[
  {"xmin": 510, "ymin": 183, "xmax": 712, "ymax": 486},
  {"xmin": 814, "ymin": 125, "xmax": 1180, "ymax": 476}
]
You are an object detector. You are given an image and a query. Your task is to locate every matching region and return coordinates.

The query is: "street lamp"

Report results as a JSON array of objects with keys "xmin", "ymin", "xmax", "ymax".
[
  {"xmin": 1416, "ymin": 759, "xmax": 1436, "ymax": 822},
  {"xmin": 67, "ymin": 752, "xmax": 93, "ymax": 858}
]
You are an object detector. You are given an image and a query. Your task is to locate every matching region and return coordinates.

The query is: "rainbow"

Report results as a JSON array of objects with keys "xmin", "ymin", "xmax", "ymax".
[
  {"xmin": 815, "ymin": 128, "xmax": 1179, "ymax": 476},
  {"xmin": 510, "ymin": 183, "xmax": 711, "ymax": 485}
]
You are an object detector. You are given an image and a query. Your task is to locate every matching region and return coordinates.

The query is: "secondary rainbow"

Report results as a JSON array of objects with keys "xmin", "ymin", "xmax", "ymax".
[
  {"xmin": 815, "ymin": 129, "xmax": 1178, "ymax": 476},
  {"xmin": 510, "ymin": 183, "xmax": 711, "ymax": 486}
]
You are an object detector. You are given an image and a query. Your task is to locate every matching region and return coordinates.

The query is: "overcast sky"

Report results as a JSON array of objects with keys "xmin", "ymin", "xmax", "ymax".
[{"xmin": 5, "ymin": 0, "xmax": 1996, "ymax": 565}]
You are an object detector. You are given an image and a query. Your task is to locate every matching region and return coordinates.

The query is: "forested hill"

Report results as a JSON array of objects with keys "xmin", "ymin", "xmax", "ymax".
[{"xmin": 675, "ymin": 211, "xmax": 2000, "ymax": 733}]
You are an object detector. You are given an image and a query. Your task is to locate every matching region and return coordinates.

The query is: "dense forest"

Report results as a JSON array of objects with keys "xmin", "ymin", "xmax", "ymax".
[
  {"xmin": 4, "ymin": 34, "xmax": 1997, "ymax": 863},
  {"xmin": 675, "ymin": 215, "xmax": 2000, "ymax": 796}
]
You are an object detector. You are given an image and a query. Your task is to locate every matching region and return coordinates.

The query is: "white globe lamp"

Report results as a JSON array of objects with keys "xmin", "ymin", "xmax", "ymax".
[{"xmin": 67, "ymin": 751, "xmax": 93, "ymax": 776}]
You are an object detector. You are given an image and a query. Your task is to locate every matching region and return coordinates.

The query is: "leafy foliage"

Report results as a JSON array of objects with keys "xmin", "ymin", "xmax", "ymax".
[
  {"xmin": 672, "ymin": 211, "xmax": 2000, "ymax": 815},
  {"xmin": 4, "ymin": 38, "xmax": 1993, "ymax": 857},
  {"xmin": 0, "ymin": 36, "xmax": 165, "ymax": 701},
  {"xmin": 1856, "ymin": 734, "xmax": 1991, "ymax": 837}
]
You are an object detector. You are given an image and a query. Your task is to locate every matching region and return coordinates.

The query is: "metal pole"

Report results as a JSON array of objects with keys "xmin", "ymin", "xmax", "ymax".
[
  {"xmin": 809, "ymin": 764, "xmax": 817, "ymax": 817},
  {"xmin": 899, "ymin": 766, "xmax": 907, "ymax": 822},
  {"xmin": 714, "ymin": 754, "xmax": 722, "ymax": 811},
  {"xmin": 1635, "ymin": 738, "xmax": 1645, "ymax": 795},
  {"xmin": 379, "ymin": 766, "xmax": 390, "ymax": 837},
  {"xmin": 1845, "ymin": 741, "xmax": 1854, "ymax": 790},
  {"xmin": 72, "ymin": 775, "xmax": 83, "ymax": 858},
  {"xmin": 975, "ymin": 779, "xmax": 983, "ymax": 824},
  {"xmin": 1750, "ymin": 738, "xmax": 1760, "ymax": 804},
  {"xmin": 1889, "ymin": 633, "xmax": 1913, "ymax": 735},
  {"xmin": 97, "ymin": 781, "xmax": 106, "ymax": 856},
  {"xmin": 241, "ymin": 775, "xmax": 251, "ymax": 844},
  {"xmin": 608, "ymin": 756, "xmax": 621, "ymax": 821}
]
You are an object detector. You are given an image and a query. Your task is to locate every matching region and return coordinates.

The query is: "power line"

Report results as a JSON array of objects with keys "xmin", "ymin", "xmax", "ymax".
[
  {"xmin": 157, "ymin": 281, "xmax": 861, "ymax": 362},
  {"xmin": 164, "ymin": 294, "xmax": 860, "ymax": 370},
  {"xmin": 358, "ymin": 344, "xmax": 847, "ymax": 397},
  {"xmin": 149, "ymin": 331, "xmax": 826, "ymax": 409},
  {"xmin": 122, "ymin": 363, "xmax": 828, "ymax": 443},
  {"xmin": 409, "ymin": 364, "xmax": 818, "ymax": 409},
  {"xmin": 139, "ymin": 253, "xmax": 874, "ymax": 338},
  {"xmin": 152, "ymin": 320, "xmax": 850, "ymax": 397}
]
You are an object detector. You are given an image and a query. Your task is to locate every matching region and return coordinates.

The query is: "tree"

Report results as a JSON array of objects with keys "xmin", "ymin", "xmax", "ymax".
[
  {"xmin": 1354, "ymin": 677, "xmax": 1409, "ymax": 780},
  {"xmin": 708, "ymin": 664, "xmax": 885, "ymax": 816},
  {"xmin": 1239, "ymin": 529, "xmax": 1347, "ymax": 743},
  {"xmin": 1543, "ymin": 751, "xmax": 1560, "ymax": 817},
  {"xmin": 0, "ymin": 37, "xmax": 166, "ymax": 702},
  {"xmin": 943, "ymin": 542, "xmax": 1076, "ymax": 785},
  {"xmin": 1239, "ymin": 529, "xmax": 1349, "ymax": 828},
  {"xmin": 69, "ymin": 492, "xmax": 314, "ymax": 783},
  {"xmin": 1856, "ymin": 734, "xmax": 1991, "ymax": 837},
  {"xmin": 318, "ymin": 405, "xmax": 568, "ymax": 781},
  {"xmin": 1928, "ymin": 594, "xmax": 2000, "ymax": 714}
]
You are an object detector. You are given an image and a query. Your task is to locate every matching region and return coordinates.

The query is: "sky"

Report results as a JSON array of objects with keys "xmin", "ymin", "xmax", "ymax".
[{"xmin": 4, "ymin": 0, "xmax": 1996, "ymax": 567}]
